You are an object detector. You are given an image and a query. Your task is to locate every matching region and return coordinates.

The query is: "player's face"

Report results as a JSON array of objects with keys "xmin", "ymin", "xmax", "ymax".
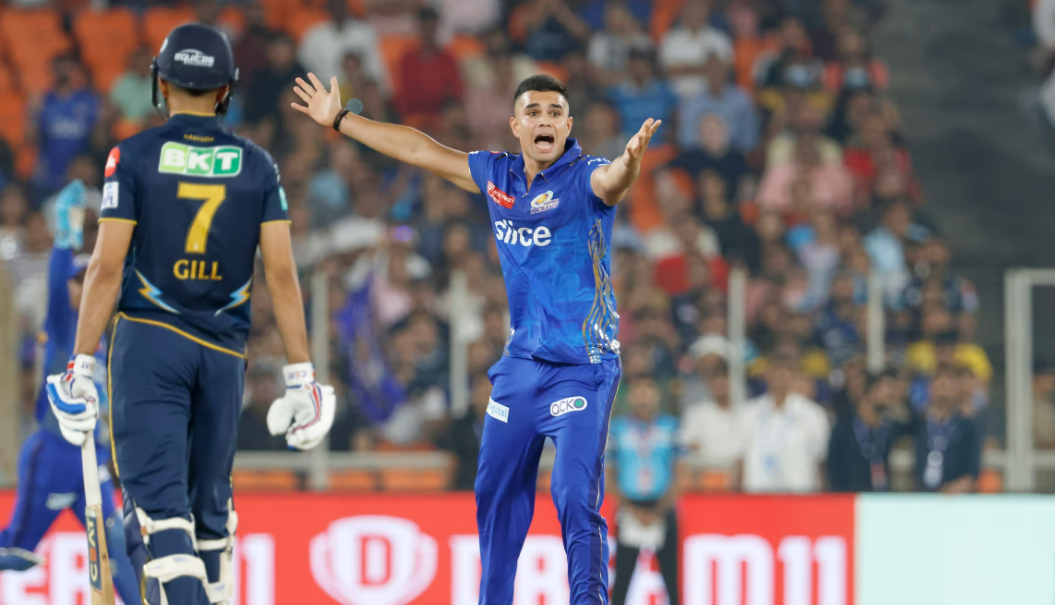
[{"xmin": 511, "ymin": 91, "xmax": 573, "ymax": 165}]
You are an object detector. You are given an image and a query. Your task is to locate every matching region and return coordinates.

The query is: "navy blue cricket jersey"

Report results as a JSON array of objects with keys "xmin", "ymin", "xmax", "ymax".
[
  {"xmin": 99, "ymin": 113, "xmax": 289, "ymax": 356},
  {"xmin": 468, "ymin": 138, "xmax": 619, "ymax": 365}
]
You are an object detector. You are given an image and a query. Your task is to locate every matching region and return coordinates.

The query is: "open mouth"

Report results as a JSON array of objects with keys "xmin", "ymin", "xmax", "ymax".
[{"xmin": 534, "ymin": 133, "xmax": 555, "ymax": 152}]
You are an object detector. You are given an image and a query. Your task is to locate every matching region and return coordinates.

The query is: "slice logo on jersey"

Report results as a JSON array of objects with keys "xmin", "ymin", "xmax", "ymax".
[
  {"xmin": 159, "ymin": 142, "xmax": 242, "ymax": 178},
  {"xmin": 104, "ymin": 147, "xmax": 120, "ymax": 177},
  {"xmin": 486, "ymin": 398, "xmax": 509, "ymax": 423},
  {"xmin": 494, "ymin": 220, "xmax": 552, "ymax": 247},
  {"xmin": 174, "ymin": 48, "xmax": 216, "ymax": 68},
  {"xmin": 102, "ymin": 182, "xmax": 119, "ymax": 210},
  {"xmin": 486, "ymin": 181, "xmax": 515, "ymax": 209},
  {"xmin": 530, "ymin": 191, "xmax": 560, "ymax": 214},
  {"xmin": 550, "ymin": 396, "xmax": 587, "ymax": 417}
]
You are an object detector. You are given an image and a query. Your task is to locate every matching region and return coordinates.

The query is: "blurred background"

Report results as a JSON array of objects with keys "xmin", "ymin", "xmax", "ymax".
[{"xmin": 2, "ymin": 0, "xmax": 1055, "ymax": 601}]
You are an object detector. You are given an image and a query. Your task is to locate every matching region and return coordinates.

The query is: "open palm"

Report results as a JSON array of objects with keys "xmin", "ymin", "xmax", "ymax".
[{"xmin": 292, "ymin": 73, "xmax": 343, "ymax": 127}]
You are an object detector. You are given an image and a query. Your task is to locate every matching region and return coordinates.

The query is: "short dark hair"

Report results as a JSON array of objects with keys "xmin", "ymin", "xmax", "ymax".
[
  {"xmin": 513, "ymin": 74, "xmax": 567, "ymax": 105},
  {"xmin": 169, "ymin": 83, "xmax": 217, "ymax": 98}
]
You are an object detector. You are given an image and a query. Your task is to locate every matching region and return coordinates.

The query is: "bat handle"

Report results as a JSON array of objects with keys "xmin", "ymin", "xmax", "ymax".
[{"xmin": 81, "ymin": 431, "xmax": 103, "ymax": 508}]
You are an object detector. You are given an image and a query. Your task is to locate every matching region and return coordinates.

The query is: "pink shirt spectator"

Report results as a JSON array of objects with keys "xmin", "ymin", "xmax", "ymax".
[{"xmin": 757, "ymin": 162, "xmax": 855, "ymax": 214}]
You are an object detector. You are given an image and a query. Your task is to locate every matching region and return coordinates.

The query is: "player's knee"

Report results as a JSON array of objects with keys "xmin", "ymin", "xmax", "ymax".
[{"xmin": 550, "ymin": 482, "xmax": 594, "ymax": 515}]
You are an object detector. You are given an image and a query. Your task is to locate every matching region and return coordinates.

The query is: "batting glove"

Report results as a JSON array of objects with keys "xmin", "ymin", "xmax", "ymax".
[
  {"xmin": 266, "ymin": 362, "xmax": 336, "ymax": 450},
  {"xmin": 45, "ymin": 354, "xmax": 100, "ymax": 447}
]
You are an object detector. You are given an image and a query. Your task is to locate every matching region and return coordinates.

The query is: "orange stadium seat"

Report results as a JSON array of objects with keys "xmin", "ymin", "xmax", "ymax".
[
  {"xmin": 0, "ymin": 63, "xmax": 16, "ymax": 93},
  {"xmin": 232, "ymin": 469, "xmax": 300, "ymax": 492},
  {"xmin": 650, "ymin": 0, "xmax": 686, "ymax": 41},
  {"xmin": 285, "ymin": 9, "xmax": 329, "ymax": 42},
  {"xmin": 380, "ymin": 467, "xmax": 451, "ymax": 491},
  {"xmin": 1, "ymin": 10, "xmax": 71, "ymax": 85},
  {"xmin": 218, "ymin": 6, "xmax": 247, "ymax": 38},
  {"xmin": 0, "ymin": 91, "xmax": 25, "ymax": 147},
  {"xmin": 329, "ymin": 469, "xmax": 377, "ymax": 492},
  {"xmin": 74, "ymin": 8, "xmax": 138, "ymax": 78},
  {"xmin": 142, "ymin": 6, "xmax": 196, "ymax": 54},
  {"xmin": 380, "ymin": 33, "xmax": 418, "ymax": 91},
  {"xmin": 16, "ymin": 146, "xmax": 36, "ymax": 180},
  {"xmin": 978, "ymin": 468, "xmax": 1004, "ymax": 493},
  {"xmin": 90, "ymin": 63, "xmax": 126, "ymax": 93},
  {"xmin": 448, "ymin": 34, "xmax": 484, "ymax": 60}
]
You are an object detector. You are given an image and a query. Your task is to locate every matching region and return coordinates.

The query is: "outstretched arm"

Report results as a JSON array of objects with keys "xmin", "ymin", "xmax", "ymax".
[
  {"xmin": 291, "ymin": 74, "xmax": 479, "ymax": 193},
  {"xmin": 590, "ymin": 118, "xmax": 662, "ymax": 206}
]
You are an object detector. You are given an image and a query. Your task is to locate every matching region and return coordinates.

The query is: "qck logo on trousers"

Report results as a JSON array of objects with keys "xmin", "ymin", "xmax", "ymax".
[
  {"xmin": 310, "ymin": 516, "xmax": 437, "ymax": 605},
  {"xmin": 550, "ymin": 396, "xmax": 588, "ymax": 417},
  {"xmin": 494, "ymin": 220, "xmax": 552, "ymax": 247}
]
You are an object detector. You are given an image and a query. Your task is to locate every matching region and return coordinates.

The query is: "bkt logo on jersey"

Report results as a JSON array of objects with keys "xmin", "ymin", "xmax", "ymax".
[
  {"xmin": 310, "ymin": 516, "xmax": 437, "ymax": 605},
  {"xmin": 159, "ymin": 142, "xmax": 242, "ymax": 177},
  {"xmin": 174, "ymin": 48, "xmax": 216, "ymax": 67},
  {"xmin": 494, "ymin": 220, "xmax": 552, "ymax": 247}
]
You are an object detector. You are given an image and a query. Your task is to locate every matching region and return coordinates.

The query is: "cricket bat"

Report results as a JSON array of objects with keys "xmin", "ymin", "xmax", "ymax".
[{"xmin": 82, "ymin": 431, "xmax": 115, "ymax": 605}]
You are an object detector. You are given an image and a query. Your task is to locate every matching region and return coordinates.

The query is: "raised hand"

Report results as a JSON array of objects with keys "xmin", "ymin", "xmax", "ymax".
[
  {"xmin": 622, "ymin": 118, "xmax": 662, "ymax": 168},
  {"xmin": 291, "ymin": 73, "xmax": 343, "ymax": 128}
]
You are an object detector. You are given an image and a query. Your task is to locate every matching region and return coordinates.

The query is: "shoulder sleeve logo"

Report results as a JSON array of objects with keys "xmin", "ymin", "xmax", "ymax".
[{"xmin": 104, "ymin": 147, "xmax": 120, "ymax": 178}]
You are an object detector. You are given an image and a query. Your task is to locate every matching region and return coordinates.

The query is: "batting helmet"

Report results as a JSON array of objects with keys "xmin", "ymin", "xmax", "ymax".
[{"xmin": 151, "ymin": 23, "xmax": 238, "ymax": 115}]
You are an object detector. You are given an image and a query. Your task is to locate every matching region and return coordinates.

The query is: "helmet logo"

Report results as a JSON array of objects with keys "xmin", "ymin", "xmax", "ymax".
[{"xmin": 173, "ymin": 49, "xmax": 215, "ymax": 68}]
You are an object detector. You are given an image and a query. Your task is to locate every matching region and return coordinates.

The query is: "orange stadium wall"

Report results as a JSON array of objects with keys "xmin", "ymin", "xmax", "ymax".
[{"xmin": 0, "ymin": 491, "xmax": 857, "ymax": 605}]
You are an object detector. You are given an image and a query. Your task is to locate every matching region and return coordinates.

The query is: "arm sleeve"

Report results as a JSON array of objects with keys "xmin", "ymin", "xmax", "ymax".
[
  {"xmin": 99, "ymin": 144, "xmax": 138, "ymax": 223},
  {"xmin": 466, "ymin": 150, "xmax": 494, "ymax": 194},
  {"xmin": 578, "ymin": 155, "xmax": 613, "ymax": 214},
  {"xmin": 44, "ymin": 246, "xmax": 73, "ymax": 351},
  {"xmin": 260, "ymin": 150, "xmax": 290, "ymax": 224}
]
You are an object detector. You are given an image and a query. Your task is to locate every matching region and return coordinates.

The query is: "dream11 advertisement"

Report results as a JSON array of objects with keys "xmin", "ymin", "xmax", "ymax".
[{"xmin": 0, "ymin": 492, "xmax": 855, "ymax": 605}]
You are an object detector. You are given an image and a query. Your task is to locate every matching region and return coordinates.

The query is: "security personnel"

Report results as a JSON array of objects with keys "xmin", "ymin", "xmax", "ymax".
[{"xmin": 46, "ymin": 24, "xmax": 336, "ymax": 605}]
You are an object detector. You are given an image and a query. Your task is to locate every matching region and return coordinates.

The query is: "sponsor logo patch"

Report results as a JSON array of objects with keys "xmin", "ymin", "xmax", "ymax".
[
  {"xmin": 104, "ymin": 147, "xmax": 120, "ymax": 177},
  {"xmin": 530, "ymin": 191, "xmax": 559, "ymax": 214},
  {"xmin": 173, "ymin": 48, "xmax": 216, "ymax": 68},
  {"xmin": 550, "ymin": 396, "xmax": 588, "ymax": 417},
  {"xmin": 494, "ymin": 220, "xmax": 552, "ymax": 247},
  {"xmin": 101, "ymin": 182, "xmax": 119, "ymax": 209},
  {"xmin": 158, "ymin": 142, "xmax": 242, "ymax": 177},
  {"xmin": 486, "ymin": 398, "xmax": 509, "ymax": 423},
  {"xmin": 486, "ymin": 181, "xmax": 515, "ymax": 209}
]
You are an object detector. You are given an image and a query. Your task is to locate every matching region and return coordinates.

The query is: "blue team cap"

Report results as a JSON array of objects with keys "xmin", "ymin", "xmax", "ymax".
[{"xmin": 68, "ymin": 254, "xmax": 91, "ymax": 280}]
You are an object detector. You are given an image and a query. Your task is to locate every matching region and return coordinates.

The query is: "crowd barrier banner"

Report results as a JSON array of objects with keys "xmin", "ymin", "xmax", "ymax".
[{"xmin": 0, "ymin": 491, "xmax": 858, "ymax": 605}]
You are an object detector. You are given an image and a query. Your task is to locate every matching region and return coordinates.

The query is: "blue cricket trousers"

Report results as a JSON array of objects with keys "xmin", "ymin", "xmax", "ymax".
[
  {"xmin": 109, "ymin": 315, "xmax": 244, "ymax": 605},
  {"xmin": 476, "ymin": 355, "xmax": 621, "ymax": 605}
]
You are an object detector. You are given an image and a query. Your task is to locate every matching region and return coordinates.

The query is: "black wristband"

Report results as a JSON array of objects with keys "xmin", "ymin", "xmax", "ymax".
[{"xmin": 332, "ymin": 108, "xmax": 350, "ymax": 132}]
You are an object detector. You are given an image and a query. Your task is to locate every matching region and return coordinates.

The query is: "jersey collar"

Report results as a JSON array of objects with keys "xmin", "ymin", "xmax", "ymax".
[
  {"xmin": 509, "ymin": 138, "xmax": 585, "ymax": 185},
  {"xmin": 167, "ymin": 112, "xmax": 221, "ymax": 127}
]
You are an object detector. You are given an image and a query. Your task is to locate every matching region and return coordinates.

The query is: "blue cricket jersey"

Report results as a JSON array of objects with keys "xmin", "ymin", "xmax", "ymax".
[
  {"xmin": 467, "ymin": 139, "xmax": 619, "ymax": 365},
  {"xmin": 99, "ymin": 113, "xmax": 289, "ymax": 356},
  {"xmin": 35, "ymin": 245, "xmax": 108, "ymax": 447},
  {"xmin": 609, "ymin": 414, "xmax": 680, "ymax": 501}
]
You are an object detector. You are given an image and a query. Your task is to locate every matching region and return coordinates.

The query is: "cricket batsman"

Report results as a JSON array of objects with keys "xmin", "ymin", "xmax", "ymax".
[
  {"xmin": 45, "ymin": 24, "xmax": 336, "ymax": 605},
  {"xmin": 292, "ymin": 72, "xmax": 659, "ymax": 603},
  {"xmin": 0, "ymin": 180, "xmax": 141, "ymax": 604}
]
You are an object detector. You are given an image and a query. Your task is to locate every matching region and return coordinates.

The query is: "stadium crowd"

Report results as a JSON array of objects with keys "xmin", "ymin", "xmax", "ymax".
[{"xmin": 0, "ymin": 0, "xmax": 1001, "ymax": 497}]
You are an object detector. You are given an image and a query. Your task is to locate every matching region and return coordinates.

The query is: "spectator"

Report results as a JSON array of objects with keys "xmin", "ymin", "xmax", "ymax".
[
  {"xmin": 394, "ymin": 8, "xmax": 464, "ymax": 121},
  {"xmin": 672, "ymin": 116, "xmax": 750, "ymax": 187},
  {"xmin": 757, "ymin": 133, "xmax": 854, "ymax": 214},
  {"xmin": 245, "ymin": 32, "xmax": 304, "ymax": 126},
  {"xmin": 814, "ymin": 271, "xmax": 864, "ymax": 367},
  {"xmin": 0, "ymin": 185, "xmax": 29, "ymax": 260},
  {"xmin": 915, "ymin": 365, "xmax": 981, "ymax": 493},
  {"xmin": 754, "ymin": 16, "xmax": 822, "ymax": 90},
  {"xmin": 741, "ymin": 354, "xmax": 830, "ymax": 492},
  {"xmin": 608, "ymin": 377, "xmax": 681, "ymax": 605},
  {"xmin": 907, "ymin": 323, "xmax": 993, "ymax": 387},
  {"xmin": 1033, "ymin": 360, "xmax": 1055, "ymax": 449},
  {"xmin": 29, "ymin": 55, "xmax": 103, "ymax": 200},
  {"xmin": 109, "ymin": 48, "xmax": 155, "ymax": 124},
  {"xmin": 587, "ymin": 1, "xmax": 652, "ymax": 85},
  {"xmin": 827, "ymin": 369, "xmax": 910, "ymax": 491},
  {"xmin": 787, "ymin": 209, "xmax": 841, "ymax": 309},
  {"xmin": 461, "ymin": 27, "xmax": 541, "ymax": 91},
  {"xmin": 433, "ymin": 0, "xmax": 501, "ymax": 43},
  {"xmin": 823, "ymin": 27, "xmax": 888, "ymax": 94},
  {"xmin": 767, "ymin": 101, "xmax": 844, "ymax": 167},
  {"xmin": 680, "ymin": 357, "xmax": 746, "ymax": 469},
  {"xmin": 577, "ymin": 101, "xmax": 626, "ymax": 160},
  {"xmin": 607, "ymin": 48, "xmax": 678, "ymax": 141},
  {"xmin": 560, "ymin": 49, "xmax": 607, "ymax": 109},
  {"xmin": 511, "ymin": 0, "xmax": 593, "ymax": 63},
  {"xmin": 863, "ymin": 199, "xmax": 915, "ymax": 305},
  {"xmin": 298, "ymin": 0, "xmax": 389, "ymax": 94},
  {"xmin": 237, "ymin": 360, "xmax": 288, "ymax": 451},
  {"xmin": 698, "ymin": 170, "xmax": 759, "ymax": 268},
  {"xmin": 843, "ymin": 111, "xmax": 915, "ymax": 203},
  {"xmin": 436, "ymin": 375, "xmax": 490, "ymax": 490},
  {"xmin": 659, "ymin": 0, "xmax": 734, "ymax": 98},
  {"xmin": 232, "ymin": 4, "xmax": 273, "ymax": 91},
  {"xmin": 677, "ymin": 53, "xmax": 759, "ymax": 152},
  {"xmin": 308, "ymin": 141, "xmax": 361, "ymax": 227}
]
